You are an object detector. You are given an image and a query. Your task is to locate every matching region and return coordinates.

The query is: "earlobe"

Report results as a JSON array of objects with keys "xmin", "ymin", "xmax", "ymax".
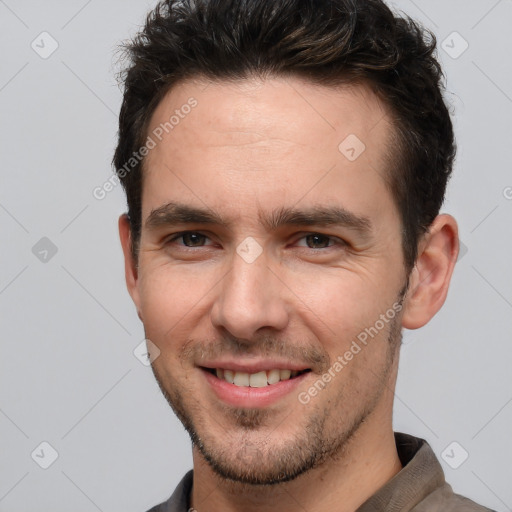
[
  {"xmin": 118, "ymin": 213, "xmax": 143, "ymax": 321},
  {"xmin": 401, "ymin": 214, "xmax": 459, "ymax": 330}
]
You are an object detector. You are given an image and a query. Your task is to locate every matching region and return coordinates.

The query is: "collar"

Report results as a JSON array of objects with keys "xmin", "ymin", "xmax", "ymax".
[
  {"xmin": 356, "ymin": 432, "xmax": 446, "ymax": 512},
  {"xmin": 161, "ymin": 432, "xmax": 445, "ymax": 512}
]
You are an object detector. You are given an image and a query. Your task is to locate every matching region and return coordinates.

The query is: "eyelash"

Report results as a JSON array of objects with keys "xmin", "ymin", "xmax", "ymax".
[{"xmin": 165, "ymin": 231, "xmax": 347, "ymax": 250}]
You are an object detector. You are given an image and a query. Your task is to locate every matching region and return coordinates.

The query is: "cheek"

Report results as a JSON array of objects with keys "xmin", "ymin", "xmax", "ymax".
[
  {"xmin": 137, "ymin": 264, "xmax": 214, "ymax": 343},
  {"xmin": 138, "ymin": 269, "xmax": 200, "ymax": 383},
  {"xmin": 287, "ymin": 268, "xmax": 392, "ymax": 348}
]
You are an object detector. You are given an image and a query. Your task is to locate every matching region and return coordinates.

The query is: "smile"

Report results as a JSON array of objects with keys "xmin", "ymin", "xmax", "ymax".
[
  {"xmin": 201, "ymin": 366, "xmax": 312, "ymax": 408},
  {"xmin": 205, "ymin": 368, "xmax": 310, "ymax": 387}
]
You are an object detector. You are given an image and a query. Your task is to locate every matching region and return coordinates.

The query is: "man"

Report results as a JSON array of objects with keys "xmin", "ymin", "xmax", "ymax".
[{"xmin": 114, "ymin": 0, "xmax": 494, "ymax": 511}]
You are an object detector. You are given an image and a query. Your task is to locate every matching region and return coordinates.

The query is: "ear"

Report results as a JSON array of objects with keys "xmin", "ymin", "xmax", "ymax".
[
  {"xmin": 401, "ymin": 214, "xmax": 459, "ymax": 329},
  {"xmin": 118, "ymin": 213, "xmax": 143, "ymax": 322}
]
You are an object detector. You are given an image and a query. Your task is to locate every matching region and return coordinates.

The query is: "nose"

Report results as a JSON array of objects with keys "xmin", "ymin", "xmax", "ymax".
[{"xmin": 210, "ymin": 248, "xmax": 289, "ymax": 341}]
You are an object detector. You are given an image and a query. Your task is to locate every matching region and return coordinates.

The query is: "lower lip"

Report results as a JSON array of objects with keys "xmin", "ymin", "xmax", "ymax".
[{"xmin": 202, "ymin": 369, "xmax": 309, "ymax": 408}]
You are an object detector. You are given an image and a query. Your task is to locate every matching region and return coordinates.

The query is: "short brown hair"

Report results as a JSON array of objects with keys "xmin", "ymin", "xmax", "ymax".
[{"xmin": 113, "ymin": 0, "xmax": 455, "ymax": 272}]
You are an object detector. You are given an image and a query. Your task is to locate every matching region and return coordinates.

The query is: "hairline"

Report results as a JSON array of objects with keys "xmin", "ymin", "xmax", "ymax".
[{"xmin": 132, "ymin": 71, "xmax": 414, "ymax": 273}]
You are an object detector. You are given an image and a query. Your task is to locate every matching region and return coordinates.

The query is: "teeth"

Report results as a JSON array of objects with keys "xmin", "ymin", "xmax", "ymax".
[
  {"xmin": 214, "ymin": 368, "xmax": 303, "ymax": 387},
  {"xmin": 223, "ymin": 369, "xmax": 235, "ymax": 384},
  {"xmin": 280, "ymin": 369, "xmax": 291, "ymax": 380},
  {"xmin": 233, "ymin": 372, "xmax": 249, "ymax": 387},
  {"xmin": 249, "ymin": 371, "xmax": 268, "ymax": 388},
  {"xmin": 267, "ymin": 369, "xmax": 281, "ymax": 384}
]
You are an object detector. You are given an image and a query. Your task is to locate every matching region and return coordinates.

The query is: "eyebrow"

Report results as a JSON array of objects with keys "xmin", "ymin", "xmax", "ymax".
[{"xmin": 145, "ymin": 201, "xmax": 373, "ymax": 239}]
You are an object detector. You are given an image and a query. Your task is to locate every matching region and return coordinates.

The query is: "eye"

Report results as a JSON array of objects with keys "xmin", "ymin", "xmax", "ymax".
[
  {"xmin": 295, "ymin": 233, "xmax": 346, "ymax": 249},
  {"xmin": 166, "ymin": 231, "xmax": 213, "ymax": 247}
]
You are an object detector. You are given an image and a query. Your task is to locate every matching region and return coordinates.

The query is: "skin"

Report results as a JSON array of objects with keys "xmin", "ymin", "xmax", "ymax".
[{"xmin": 119, "ymin": 76, "xmax": 459, "ymax": 512}]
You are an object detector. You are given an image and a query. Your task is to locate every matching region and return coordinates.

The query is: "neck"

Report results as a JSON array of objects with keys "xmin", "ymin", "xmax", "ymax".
[{"xmin": 190, "ymin": 415, "xmax": 402, "ymax": 512}]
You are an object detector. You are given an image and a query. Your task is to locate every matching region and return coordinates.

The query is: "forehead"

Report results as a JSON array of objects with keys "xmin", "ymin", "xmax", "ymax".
[
  {"xmin": 141, "ymin": 75, "xmax": 397, "ymax": 230},
  {"xmin": 147, "ymin": 75, "xmax": 390, "ymax": 152}
]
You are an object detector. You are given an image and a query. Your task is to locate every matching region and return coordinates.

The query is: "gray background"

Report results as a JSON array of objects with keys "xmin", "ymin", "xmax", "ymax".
[{"xmin": 1, "ymin": 0, "xmax": 511, "ymax": 511}]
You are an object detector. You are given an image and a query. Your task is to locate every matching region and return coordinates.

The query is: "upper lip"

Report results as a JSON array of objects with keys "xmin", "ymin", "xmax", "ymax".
[{"xmin": 199, "ymin": 359, "xmax": 311, "ymax": 373}]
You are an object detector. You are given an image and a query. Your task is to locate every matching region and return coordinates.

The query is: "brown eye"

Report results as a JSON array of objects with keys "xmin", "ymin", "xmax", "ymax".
[
  {"xmin": 295, "ymin": 233, "xmax": 345, "ymax": 249},
  {"xmin": 305, "ymin": 234, "xmax": 331, "ymax": 249},
  {"xmin": 168, "ymin": 232, "xmax": 211, "ymax": 247}
]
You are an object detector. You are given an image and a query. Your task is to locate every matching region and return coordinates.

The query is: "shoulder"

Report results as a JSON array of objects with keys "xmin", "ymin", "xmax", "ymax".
[
  {"xmin": 144, "ymin": 470, "xmax": 194, "ymax": 512},
  {"xmin": 414, "ymin": 482, "xmax": 496, "ymax": 512}
]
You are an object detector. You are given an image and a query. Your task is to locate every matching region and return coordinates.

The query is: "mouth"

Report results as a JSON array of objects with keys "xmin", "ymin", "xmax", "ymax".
[
  {"xmin": 200, "ymin": 366, "xmax": 312, "ymax": 408},
  {"xmin": 202, "ymin": 367, "xmax": 311, "ymax": 387}
]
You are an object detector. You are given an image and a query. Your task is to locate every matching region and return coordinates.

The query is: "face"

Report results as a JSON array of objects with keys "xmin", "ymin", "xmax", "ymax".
[{"xmin": 122, "ymin": 76, "xmax": 411, "ymax": 484}]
